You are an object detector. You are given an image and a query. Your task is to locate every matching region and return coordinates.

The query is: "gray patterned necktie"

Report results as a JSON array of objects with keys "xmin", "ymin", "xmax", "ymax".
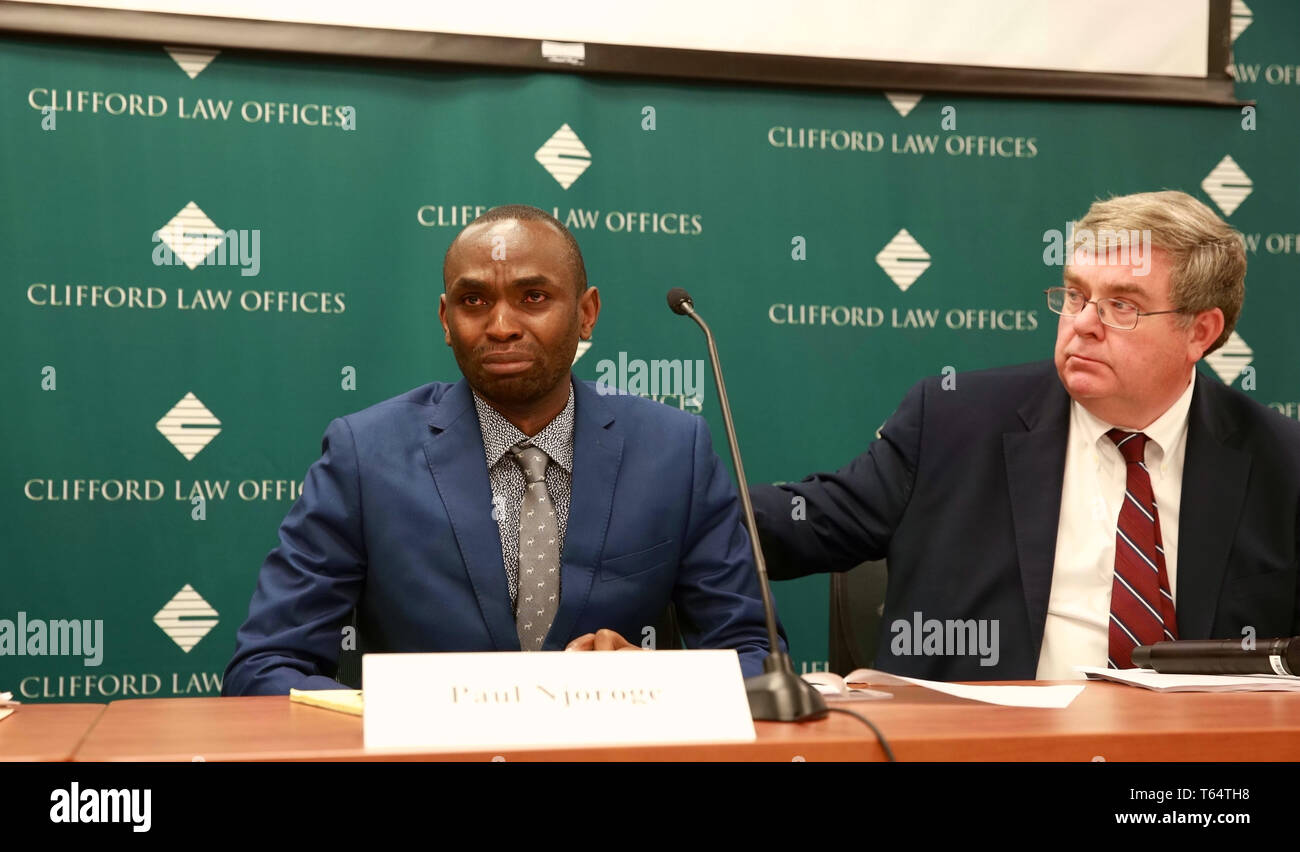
[{"xmin": 511, "ymin": 442, "xmax": 560, "ymax": 650}]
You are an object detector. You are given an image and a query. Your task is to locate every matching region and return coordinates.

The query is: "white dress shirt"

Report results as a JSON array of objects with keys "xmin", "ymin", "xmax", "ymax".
[{"xmin": 1036, "ymin": 375, "xmax": 1196, "ymax": 680}]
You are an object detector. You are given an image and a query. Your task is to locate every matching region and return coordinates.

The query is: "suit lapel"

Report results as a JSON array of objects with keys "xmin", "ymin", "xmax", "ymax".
[
  {"xmin": 545, "ymin": 378, "xmax": 624, "ymax": 649},
  {"xmin": 422, "ymin": 379, "xmax": 518, "ymax": 651},
  {"xmin": 1175, "ymin": 370, "xmax": 1251, "ymax": 639},
  {"xmin": 1003, "ymin": 372, "xmax": 1071, "ymax": 655}
]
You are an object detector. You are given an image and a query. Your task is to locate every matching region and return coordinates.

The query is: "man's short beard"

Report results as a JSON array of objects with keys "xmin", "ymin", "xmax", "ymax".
[
  {"xmin": 451, "ymin": 320, "xmax": 579, "ymax": 410},
  {"xmin": 463, "ymin": 357, "xmax": 567, "ymax": 408}
]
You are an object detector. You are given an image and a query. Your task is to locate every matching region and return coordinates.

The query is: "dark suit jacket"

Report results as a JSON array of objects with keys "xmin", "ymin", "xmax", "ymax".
[
  {"xmin": 224, "ymin": 376, "xmax": 778, "ymax": 695},
  {"xmin": 751, "ymin": 360, "xmax": 1300, "ymax": 680}
]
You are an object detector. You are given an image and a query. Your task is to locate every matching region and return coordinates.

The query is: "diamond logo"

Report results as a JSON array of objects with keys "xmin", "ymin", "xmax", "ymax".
[
  {"xmin": 1201, "ymin": 155, "xmax": 1252, "ymax": 217},
  {"xmin": 1230, "ymin": 0, "xmax": 1252, "ymax": 44},
  {"xmin": 153, "ymin": 584, "xmax": 219, "ymax": 653},
  {"xmin": 876, "ymin": 229, "xmax": 931, "ymax": 292},
  {"xmin": 1204, "ymin": 331, "xmax": 1253, "ymax": 386},
  {"xmin": 534, "ymin": 123, "xmax": 592, "ymax": 189},
  {"xmin": 885, "ymin": 93, "xmax": 923, "ymax": 117},
  {"xmin": 165, "ymin": 46, "xmax": 220, "ymax": 79},
  {"xmin": 156, "ymin": 202, "xmax": 226, "ymax": 269},
  {"xmin": 157, "ymin": 392, "xmax": 222, "ymax": 460},
  {"xmin": 572, "ymin": 339, "xmax": 593, "ymax": 365}
]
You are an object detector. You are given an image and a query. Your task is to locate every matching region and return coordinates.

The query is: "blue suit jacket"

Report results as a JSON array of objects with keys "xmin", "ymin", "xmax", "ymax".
[
  {"xmin": 223, "ymin": 376, "xmax": 779, "ymax": 695},
  {"xmin": 752, "ymin": 360, "xmax": 1300, "ymax": 680}
]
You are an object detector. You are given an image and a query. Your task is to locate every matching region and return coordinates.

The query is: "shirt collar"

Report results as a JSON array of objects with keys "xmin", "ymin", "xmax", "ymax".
[
  {"xmin": 471, "ymin": 381, "xmax": 575, "ymax": 474},
  {"xmin": 1071, "ymin": 372, "xmax": 1195, "ymax": 459}
]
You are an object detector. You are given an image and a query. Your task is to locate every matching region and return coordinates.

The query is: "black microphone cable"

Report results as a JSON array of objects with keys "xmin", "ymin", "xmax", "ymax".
[{"xmin": 824, "ymin": 706, "xmax": 897, "ymax": 762}]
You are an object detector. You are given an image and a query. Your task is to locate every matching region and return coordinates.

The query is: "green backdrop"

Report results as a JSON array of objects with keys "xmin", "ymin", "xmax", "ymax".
[{"xmin": 4, "ymin": 2, "xmax": 1298, "ymax": 700}]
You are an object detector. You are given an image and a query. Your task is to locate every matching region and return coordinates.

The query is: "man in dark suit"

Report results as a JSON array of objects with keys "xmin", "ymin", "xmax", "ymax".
[
  {"xmin": 224, "ymin": 205, "xmax": 777, "ymax": 695},
  {"xmin": 751, "ymin": 190, "xmax": 1300, "ymax": 681}
]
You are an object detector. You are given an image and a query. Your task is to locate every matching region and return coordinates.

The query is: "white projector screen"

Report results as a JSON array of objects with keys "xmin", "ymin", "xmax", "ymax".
[{"xmin": 0, "ymin": 0, "xmax": 1237, "ymax": 104}]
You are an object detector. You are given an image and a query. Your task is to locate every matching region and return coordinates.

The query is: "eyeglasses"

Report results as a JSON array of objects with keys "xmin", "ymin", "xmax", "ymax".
[{"xmin": 1043, "ymin": 287, "xmax": 1183, "ymax": 330}]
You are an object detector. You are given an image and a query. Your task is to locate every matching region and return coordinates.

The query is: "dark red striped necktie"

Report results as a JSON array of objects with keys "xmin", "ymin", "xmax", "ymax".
[{"xmin": 1106, "ymin": 429, "xmax": 1178, "ymax": 668}]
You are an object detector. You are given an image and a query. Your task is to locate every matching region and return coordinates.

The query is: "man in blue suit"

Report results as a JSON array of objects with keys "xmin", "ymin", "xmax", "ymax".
[
  {"xmin": 224, "ymin": 205, "xmax": 777, "ymax": 695},
  {"xmin": 751, "ymin": 191, "xmax": 1300, "ymax": 681}
]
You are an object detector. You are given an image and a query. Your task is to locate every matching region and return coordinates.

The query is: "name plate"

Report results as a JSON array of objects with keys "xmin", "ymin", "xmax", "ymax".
[{"xmin": 362, "ymin": 649, "xmax": 755, "ymax": 752}]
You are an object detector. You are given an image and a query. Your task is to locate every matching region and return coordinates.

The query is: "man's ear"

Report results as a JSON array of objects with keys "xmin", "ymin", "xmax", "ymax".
[
  {"xmin": 1189, "ymin": 307, "xmax": 1225, "ymax": 361},
  {"xmin": 438, "ymin": 293, "xmax": 452, "ymax": 346},
  {"xmin": 578, "ymin": 286, "xmax": 600, "ymax": 340}
]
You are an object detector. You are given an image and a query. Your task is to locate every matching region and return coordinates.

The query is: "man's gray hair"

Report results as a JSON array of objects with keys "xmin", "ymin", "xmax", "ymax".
[{"xmin": 1071, "ymin": 190, "xmax": 1245, "ymax": 355}]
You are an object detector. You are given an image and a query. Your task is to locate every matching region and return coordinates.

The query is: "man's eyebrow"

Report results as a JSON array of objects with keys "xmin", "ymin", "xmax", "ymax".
[
  {"xmin": 1100, "ymin": 283, "xmax": 1147, "ymax": 297},
  {"xmin": 448, "ymin": 274, "xmax": 555, "ymax": 290},
  {"xmin": 1061, "ymin": 272, "xmax": 1147, "ymax": 298},
  {"xmin": 508, "ymin": 275, "xmax": 554, "ymax": 288}
]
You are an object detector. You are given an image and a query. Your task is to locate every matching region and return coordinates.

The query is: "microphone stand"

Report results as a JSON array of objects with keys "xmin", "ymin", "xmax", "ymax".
[{"xmin": 670, "ymin": 290, "xmax": 827, "ymax": 722}]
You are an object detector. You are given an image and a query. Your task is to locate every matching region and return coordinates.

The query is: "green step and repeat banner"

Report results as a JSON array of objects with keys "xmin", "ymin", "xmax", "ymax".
[{"xmin": 3, "ymin": 1, "xmax": 1298, "ymax": 700}]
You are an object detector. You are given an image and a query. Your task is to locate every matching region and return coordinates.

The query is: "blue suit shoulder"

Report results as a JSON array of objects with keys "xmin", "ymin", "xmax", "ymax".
[
  {"xmin": 336, "ymin": 382, "xmax": 450, "ymax": 426},
  {"xmin": 324, "ymin": 379, "xmax": 712, "ymax": 456},
  {"xmin": 338, "ymin": 381, "xmax": 704, "ymax": 425},
  {"xmin": 578, "ymin": 381, "xmax": 704, "ymax": 437}
]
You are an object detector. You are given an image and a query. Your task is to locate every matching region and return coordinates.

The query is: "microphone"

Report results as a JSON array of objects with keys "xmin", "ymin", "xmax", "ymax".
[
  {"xmin": 1132, "ymin": 637, "xmax": 1299, "ymax": 676},
  {"xmin": 666, "ymin": 287, "xmax": 827, "ymax": 722},
  {"xmin": 667, "ymin": 287, "xmax": 693, "ymax": 315}
]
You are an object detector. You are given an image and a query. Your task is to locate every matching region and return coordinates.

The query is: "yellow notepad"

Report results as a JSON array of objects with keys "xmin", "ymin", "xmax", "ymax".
[{"xmin": 289, "ymin": 688, "xmax": 363, "ymax": 716}]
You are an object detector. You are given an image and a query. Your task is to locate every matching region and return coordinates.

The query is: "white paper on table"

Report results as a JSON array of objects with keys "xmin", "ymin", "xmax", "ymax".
[
  {"xmin": 801, "ymin": 671, "xmax": 893, "ymax": 700},
  {"xmin": 843, "ymin": 668, "xmax": 1084, "ymax": 708},
  {"xmin": 1075, "ymin": 666, "xmax": 1300, "ymax": 692}
]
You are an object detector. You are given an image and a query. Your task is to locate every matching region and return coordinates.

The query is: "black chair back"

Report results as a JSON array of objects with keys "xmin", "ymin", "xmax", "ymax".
[{"xmin": 828, "ymin": 560, "xmax": 888, "ymax": 675}]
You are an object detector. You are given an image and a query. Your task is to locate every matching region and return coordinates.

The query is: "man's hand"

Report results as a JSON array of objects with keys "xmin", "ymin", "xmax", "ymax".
[{"xmin": 565, "ymin": 628, "xmax": 643, "ymax": 652}]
